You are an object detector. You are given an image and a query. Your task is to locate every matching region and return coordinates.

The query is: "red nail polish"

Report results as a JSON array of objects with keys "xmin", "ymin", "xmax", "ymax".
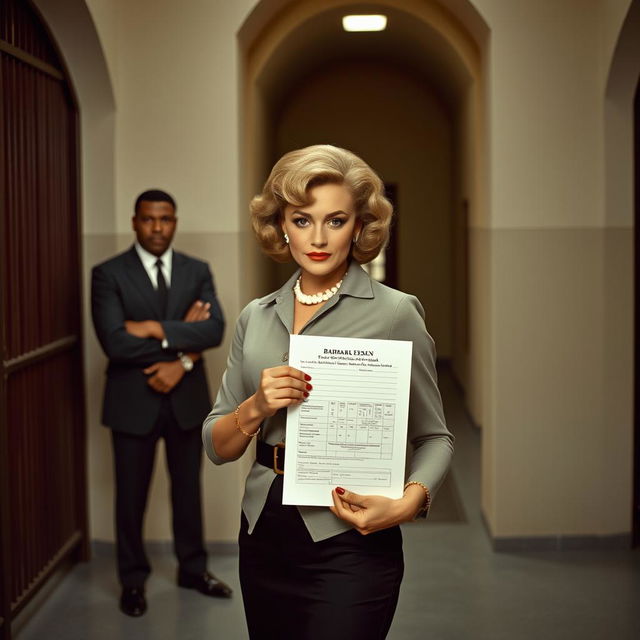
[
  {"xmin": 306, "ymin": 383, "xmax": 312, "ymax": 390},
  {"xmin": 304, "ymin": 374, "xmax": 312, "ymax": 381},
  {"xmin": 335, "ymin": 487, "xmax": 345, "ymax": 495},
  {"xmin": 303, "ymin": 391, "xmax": 309, "ymax": 397}
]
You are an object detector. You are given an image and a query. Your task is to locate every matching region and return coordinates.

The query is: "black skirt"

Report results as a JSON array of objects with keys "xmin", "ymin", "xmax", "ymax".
[{"xmin": 239, "ymin": 474, "xmax": 404, "ymax": 640}]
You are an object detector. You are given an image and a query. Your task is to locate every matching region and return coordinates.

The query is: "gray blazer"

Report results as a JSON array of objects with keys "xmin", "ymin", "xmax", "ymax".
[{"xmin": 202, "ymin": 261, "xmax": 453, "ymax": 542}]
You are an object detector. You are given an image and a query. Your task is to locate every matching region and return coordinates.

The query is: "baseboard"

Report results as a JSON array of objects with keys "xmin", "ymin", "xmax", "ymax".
[
  {"xmin": 11, "ymin": 559, "xmax": 74, "ymax": 636},
  {"xmin": 92, "ymin": 540, "xmax": 239, "ymax": 557},
  {"xmin": 491, "ymin": 533, "xmax": 632, "ymax": 552},
  {"xmin": 481, "ymin": 511, "xmax": 632, "ymax": 551}
]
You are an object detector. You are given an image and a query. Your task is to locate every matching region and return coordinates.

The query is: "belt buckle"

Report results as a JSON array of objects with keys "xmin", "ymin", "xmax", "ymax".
[{"xmin": 273, "ymin": 442, "xmax": 285, "ymax": 475}]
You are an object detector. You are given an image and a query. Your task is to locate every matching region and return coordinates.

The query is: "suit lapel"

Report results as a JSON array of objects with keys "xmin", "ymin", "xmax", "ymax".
[
  {"xmin": 167, "ymin": 251, "xmax": 189, "ymax": 320},
  {"xmin": 124, "ymin": 247, "xmax": 164, "ymax": 319}
]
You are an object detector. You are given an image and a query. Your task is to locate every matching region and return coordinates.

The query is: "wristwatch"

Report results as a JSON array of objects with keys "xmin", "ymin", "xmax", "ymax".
[{"xmin": 178, "ymin": 352, "xmax": 194, "ymax": 372}]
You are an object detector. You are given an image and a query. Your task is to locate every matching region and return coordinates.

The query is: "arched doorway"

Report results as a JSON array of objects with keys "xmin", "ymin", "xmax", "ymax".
[
  {"xmin": 239, "ymin": 0, "xmax": 488, "ymax": 426},
  {"xmin": 273, "ymin": 59, "xmax": 456, "ymax": 355},
  {"xmin": 0, "ymin": 0, "xmax": 87, "ymax": 636},
  {"xmin": 604, "ymin": 0, "xmax": 640, "ymax": 547}
]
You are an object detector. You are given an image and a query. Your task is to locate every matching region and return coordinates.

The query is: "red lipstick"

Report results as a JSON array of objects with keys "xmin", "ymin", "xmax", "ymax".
[{"xmin": 306, "ymin": 252, "xmax": 331, "ymax": 261}]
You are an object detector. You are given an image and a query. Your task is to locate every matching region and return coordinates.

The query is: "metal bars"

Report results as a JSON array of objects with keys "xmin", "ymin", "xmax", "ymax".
[{"xmin": 0, "ymin": 2, "xmax": 87, "ymax": 637}]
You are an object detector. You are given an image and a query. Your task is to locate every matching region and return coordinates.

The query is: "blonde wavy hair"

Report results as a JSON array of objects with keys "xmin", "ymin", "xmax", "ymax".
[{"xmin": 250, "ymin": 145, "xmax": 393, "ymax": 264}]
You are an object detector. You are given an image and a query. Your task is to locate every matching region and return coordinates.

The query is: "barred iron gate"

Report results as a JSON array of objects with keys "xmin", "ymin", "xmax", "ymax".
[{"xmin": 0, "ymin": 1, "xmax": 88, "ymax": 637}]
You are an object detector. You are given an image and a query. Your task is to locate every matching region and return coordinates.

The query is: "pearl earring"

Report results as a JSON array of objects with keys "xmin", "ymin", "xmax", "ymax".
[{"xmin": 284, "ymin": 233, "xmax": 289, "ymax": 244}]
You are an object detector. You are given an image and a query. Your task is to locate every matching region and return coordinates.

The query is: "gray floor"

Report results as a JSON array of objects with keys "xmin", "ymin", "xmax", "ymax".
[{"xmin": 16, "ymin": 370, "xmax": 640, "ymax": 639}]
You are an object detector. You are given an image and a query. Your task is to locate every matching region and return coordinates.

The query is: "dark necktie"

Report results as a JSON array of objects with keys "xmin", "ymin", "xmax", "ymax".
[{"xmin": 155, "ymin": 258, "xmax": 168, "ymax": 317}]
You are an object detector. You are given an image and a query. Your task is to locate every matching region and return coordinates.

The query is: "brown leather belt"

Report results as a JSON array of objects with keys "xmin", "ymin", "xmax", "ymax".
[{"xmin": 256, "ymin": 439, "xmax": 285, "ymax": 475}]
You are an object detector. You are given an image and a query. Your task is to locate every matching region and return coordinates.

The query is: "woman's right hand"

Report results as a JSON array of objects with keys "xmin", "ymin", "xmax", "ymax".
[{"xmin": 253, "ymin": 366, "xmax": 311, "ymax": 418}]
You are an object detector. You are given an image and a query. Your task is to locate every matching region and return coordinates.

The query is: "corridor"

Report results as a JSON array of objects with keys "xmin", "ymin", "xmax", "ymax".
[{"xmin": 15, "ymin": 368, "xmax": 640, "ymax": 640}]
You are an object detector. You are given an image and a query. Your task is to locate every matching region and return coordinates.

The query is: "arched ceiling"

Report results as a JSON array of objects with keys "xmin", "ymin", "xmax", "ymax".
[{"xmin": 256, "ymin": 3, "xmax": 475, "ymax": 115}]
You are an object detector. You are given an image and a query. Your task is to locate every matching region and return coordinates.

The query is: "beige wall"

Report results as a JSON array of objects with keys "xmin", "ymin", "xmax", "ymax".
[
  {"xmin": 39, "ymin": 0, "xmax": 637, "ymax": 544},
  {"xmin": 274, "ymin": 61, "xmax": 454, "ymax": 356},
  {"xmin": 112, "ymin": 0, "xmax": 254, "ymax": 235},
  {"xmin": 476, "ymin": 0, "xmax": 634, "ymax": 538},
  {"xmin": 483, "ymin": 0, "xmax": 605, "ymax": 228}
]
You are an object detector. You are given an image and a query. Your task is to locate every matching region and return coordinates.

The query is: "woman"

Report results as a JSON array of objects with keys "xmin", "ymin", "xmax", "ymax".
[{"xmin": 202, "ymin": 145, "xmax": 453, "ymax": 639}]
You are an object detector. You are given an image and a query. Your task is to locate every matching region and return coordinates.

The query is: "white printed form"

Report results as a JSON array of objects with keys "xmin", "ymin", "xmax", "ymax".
[{"xmin": 283, "ymin": 334, "xmax": 412, "ymax": 507}]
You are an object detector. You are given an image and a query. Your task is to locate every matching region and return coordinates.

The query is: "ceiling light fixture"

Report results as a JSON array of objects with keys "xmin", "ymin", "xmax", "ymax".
[{"xmin": 342, "ymin": 15, "xmax": 387, "ymax": 32}]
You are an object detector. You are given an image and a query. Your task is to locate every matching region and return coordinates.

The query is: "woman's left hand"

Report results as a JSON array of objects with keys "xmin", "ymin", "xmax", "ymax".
[{"xmin": 329, "ymin": 485, "xmax": 424, "ymax": 535}]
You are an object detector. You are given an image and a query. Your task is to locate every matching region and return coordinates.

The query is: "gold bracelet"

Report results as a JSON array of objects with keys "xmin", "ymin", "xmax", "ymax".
[
  {"xmin": 404, "ymin": 480, "xmax": 431, "ymax": 517},
  {"xmin": 234, "ymin": 405, "xmax": 261, "ymax": 438}
]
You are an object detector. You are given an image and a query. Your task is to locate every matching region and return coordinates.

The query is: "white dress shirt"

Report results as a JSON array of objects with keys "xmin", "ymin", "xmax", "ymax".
[{"xmin": 134, "ymin": 242, "xmax": 173, "ymax": 288}]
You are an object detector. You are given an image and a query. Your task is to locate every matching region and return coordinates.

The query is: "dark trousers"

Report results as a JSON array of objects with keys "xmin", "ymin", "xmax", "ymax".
[
  {"xmin": 111, "ymin": 398, "xmax": 207, "ymax": 588},
  {"xmin": 239, "ymin": 475, "xmax": 404, "ymax": 640}
]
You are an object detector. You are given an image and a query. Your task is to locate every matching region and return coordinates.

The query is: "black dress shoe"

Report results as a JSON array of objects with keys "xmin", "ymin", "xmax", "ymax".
[
  {"xmin": 177, "ymin": 571, "xmax": 233, "ymax": 598},
  {"xmin": 120, "ymin": 587, "xmax": 147, "ymax": 617}
]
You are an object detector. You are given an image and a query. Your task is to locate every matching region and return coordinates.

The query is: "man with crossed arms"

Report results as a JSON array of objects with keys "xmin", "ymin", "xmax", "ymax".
[{"xmin": 91, "ymin": 189, "xmax": 231, "ymax": 617}]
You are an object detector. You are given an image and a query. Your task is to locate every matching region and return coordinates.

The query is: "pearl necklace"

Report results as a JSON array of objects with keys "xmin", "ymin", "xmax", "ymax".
[{"xmin": 293, "ymin": 276, "xmax": 343, "ymax": 305}]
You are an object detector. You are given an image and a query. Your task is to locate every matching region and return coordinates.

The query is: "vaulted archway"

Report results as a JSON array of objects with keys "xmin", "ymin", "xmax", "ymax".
[
  {"xmin": 604, "ymin": 0, "xmax": 640, "ymax": 546},
  {"xmin": 238, "ymin": 0, "xmax": 489, "ymax": 431}
]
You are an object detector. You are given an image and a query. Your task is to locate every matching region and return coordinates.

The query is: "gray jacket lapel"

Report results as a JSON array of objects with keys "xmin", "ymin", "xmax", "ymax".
[{"xmin": 257, "ymin": 261, "xmax": 374, "ymax": 335}]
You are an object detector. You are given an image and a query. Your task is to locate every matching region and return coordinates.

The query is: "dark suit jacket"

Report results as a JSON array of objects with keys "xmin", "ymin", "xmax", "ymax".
[{"xmin": 91, "ymin": 246, "xmax": 224, "ymax": 435}]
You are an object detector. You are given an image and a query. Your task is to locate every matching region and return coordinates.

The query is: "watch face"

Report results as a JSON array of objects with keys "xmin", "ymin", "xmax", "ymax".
[{"xmin": 181, "ymin": 355, "xmax": 193, "ymax": 371}]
